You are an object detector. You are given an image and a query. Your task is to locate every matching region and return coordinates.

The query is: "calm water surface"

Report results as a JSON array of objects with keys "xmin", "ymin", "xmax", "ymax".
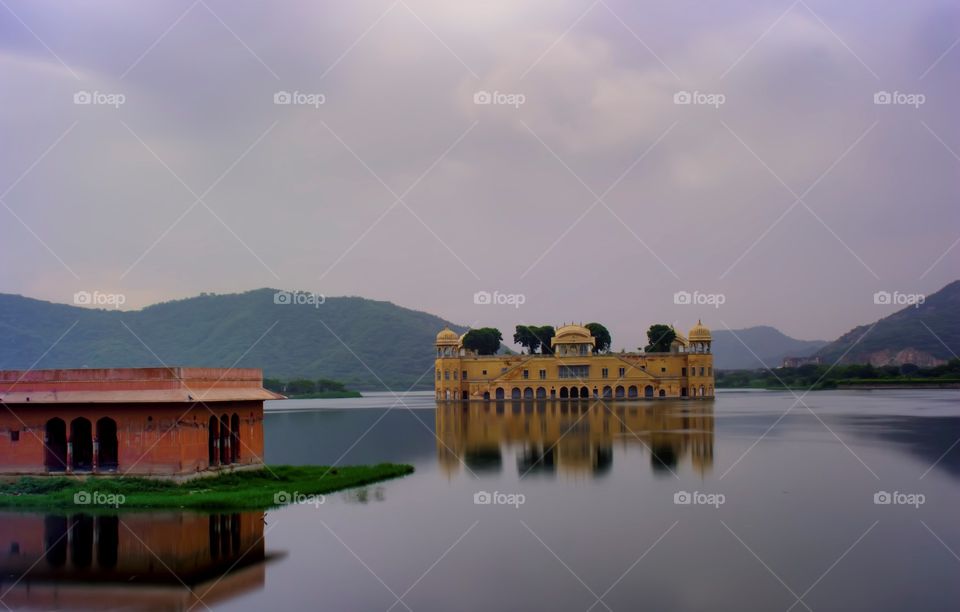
[{"xmin": 3, "ymin": 390, "xmax": 959, "ymax": 611}]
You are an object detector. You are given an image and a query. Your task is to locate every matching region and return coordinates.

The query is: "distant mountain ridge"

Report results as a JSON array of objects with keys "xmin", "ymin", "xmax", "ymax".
[
  {"xmin": 814, "ymin": 280, "xmax": 960, "ymax": 367},
  {"xmin": 710, "ymin": 326, "xmax": 827, "ymax": 370},
  {"xmin": 0, "ymin": 290, "xmax": 466, "ymax": 390}
]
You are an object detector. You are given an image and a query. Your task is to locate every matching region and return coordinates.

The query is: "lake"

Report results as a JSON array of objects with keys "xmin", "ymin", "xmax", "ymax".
[{"xmin": 2, "ymin": 390, "xmax": 959, "ymax": 611}]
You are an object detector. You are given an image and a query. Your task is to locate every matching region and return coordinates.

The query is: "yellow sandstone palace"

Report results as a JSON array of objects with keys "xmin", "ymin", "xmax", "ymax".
[{"xmin": 435, "ymin": 322, "xmax": 714, "ymax": 401}]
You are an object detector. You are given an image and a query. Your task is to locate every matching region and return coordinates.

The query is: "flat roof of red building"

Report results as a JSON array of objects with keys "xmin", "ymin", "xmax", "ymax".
[{"xmin": 0, "ymin": 367, "xmax": 284, "ymax": 404}]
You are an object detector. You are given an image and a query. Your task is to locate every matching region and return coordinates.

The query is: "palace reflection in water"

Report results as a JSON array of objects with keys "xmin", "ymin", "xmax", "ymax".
[
  {"xmin": 436, "ymin": 399, "xmax": 714, "ymax": 477},
  {"xmin": 0, "ymin": 510, "xmax": 279, "ymax": 610}
]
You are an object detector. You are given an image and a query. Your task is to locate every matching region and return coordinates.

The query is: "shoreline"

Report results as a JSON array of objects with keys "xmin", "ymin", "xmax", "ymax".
[{"xmin": 0, "ymin": 464, "xmax": 414, "ymax": 511}]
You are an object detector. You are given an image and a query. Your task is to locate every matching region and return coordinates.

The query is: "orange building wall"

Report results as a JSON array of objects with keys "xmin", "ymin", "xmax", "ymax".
[{"xmin": 0, "ymin": 401, "xmax": 264, "ymax": 477}]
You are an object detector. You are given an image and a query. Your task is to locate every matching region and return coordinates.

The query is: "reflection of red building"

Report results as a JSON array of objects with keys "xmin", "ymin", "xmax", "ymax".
[
  {"xmin": 0, "ymin": 367, "xmax": 282, "ymax": 478},
  {"xmin": 0, "ymin": 511, "xmax": 278, "ymax": 610}
]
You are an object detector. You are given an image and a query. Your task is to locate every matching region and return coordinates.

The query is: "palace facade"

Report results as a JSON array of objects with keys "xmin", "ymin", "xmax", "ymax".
[{"xmin": 435, "ymin": 322, "xmax": 714, "ymax": 401}]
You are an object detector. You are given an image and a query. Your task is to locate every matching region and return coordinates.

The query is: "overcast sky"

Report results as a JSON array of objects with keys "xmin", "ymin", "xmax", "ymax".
[{"xmin": 1, "ymin": 0, "xmax": 957, "ymax": 347}]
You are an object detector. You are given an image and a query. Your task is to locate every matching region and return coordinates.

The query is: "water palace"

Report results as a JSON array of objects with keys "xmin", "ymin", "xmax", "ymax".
[{"xmin": 435, "ymin": 322, "xmax": 714, "ymax": 401}]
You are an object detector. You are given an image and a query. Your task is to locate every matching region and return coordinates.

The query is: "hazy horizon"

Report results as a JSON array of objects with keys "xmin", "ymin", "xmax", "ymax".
[{"xmin": 2, "ymin": 0, "xmax": 958, "ymax": 348}]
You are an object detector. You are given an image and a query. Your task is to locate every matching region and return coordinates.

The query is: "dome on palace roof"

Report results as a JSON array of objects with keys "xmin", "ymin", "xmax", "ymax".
[
  {"xmin": 554, "ymin": 324, "xmax": 591, "ymax": 339},
  {"xmin": 436, "ymin": 328, "xmax": 459, "ymax": 344},
  {"xmin": 688, "ymin": 320, "xmax": 711, "ymax": 341}
]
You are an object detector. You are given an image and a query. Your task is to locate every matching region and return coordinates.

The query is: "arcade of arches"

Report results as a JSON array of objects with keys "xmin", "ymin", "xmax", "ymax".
[{"xmin": 0, "ymin": 367, "xmax": 278, "ymax": 478}]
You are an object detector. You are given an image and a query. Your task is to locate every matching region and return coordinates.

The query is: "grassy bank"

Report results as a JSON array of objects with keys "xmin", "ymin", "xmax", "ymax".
[{"xmin": 0, "ymin": 464, "xmax": 413, "ymax": 511}]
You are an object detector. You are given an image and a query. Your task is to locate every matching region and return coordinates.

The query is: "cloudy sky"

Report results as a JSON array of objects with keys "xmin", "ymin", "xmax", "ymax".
[{"xmin": 1, "ymin": 0, "xmax": 957, "ymax": 347}]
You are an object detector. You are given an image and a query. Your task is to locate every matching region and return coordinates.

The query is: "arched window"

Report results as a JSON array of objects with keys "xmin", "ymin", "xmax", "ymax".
[
  {"xmin": 602, "ymin": 386, "xmax": 612, "ymax": 398},
  {"xmin": 96, "ymin": 417, "xmax": 118, "ymax": 471},
  {"xmin": 71, "ymin": 418, "xmax": 93, "ymax": 471},
  {"xmin": 45, "ymin": 418, "xmax": 67, "ymax": 472},
  {"xmin": 615, "ymin": 386, "xmax": 625, "ymax": 399},
  {"xmin": 536, "ymin": 387, "xmax": 546, "ymax": 399},
  {"xmin": 208, "ymin": 416, "xmax": 219, "ymax": 466},
  {"xmin": 231, "ymin": 414, "xmax": 241, "ymax": 463},
  {"xmin": 496, "ymin": 388, "xmax": 505, "ymax": 400},
  {"xmin": 628, "ymin": 385, "xmax": 638, "ymax": 398},
  {"xmin": 644, "ymin": 385, "xmax": 654, "ymax": 398},
  {"xmin": 219, "ymin": 415, "xmax": 230, "ymax": 465},
  {"xmin": 511, "ymin": 388, "xmax": 522, "ymax": 400}
]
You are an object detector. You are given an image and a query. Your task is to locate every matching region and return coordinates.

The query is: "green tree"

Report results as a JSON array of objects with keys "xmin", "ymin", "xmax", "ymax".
[
  {"xmin": 513, "ymin": 325, "xmax": 541, "ymax": 354},
  {"xmin": 585, "ymin": 322, "xmax": 611, "ymax": 353},
  {"xmin": 533, "ymin": 326, "xmax": 556, "ymax": 355},
  {"xmin": 286, "ymin": 379, "xmax": 317, "ymax": 394},
  {"xmin": 644, "ymin": 324, "xmax": 676, "ymax": 353},
  {"xmin": 463, "ymin": 327, "xmax": 503, "ymax": 355}
]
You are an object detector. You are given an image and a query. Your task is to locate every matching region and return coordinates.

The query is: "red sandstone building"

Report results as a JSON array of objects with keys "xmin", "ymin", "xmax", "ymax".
[{"xmin": 0, "ymin": 367, "xmax": 282, "ymax": 478}]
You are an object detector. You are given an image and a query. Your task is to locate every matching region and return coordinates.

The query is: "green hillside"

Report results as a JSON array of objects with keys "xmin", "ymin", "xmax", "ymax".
[
  {"xmin": 815, "ymin": 280, "xmax": 960, "ymax": 366},
  {"xmin": 0, "ymin": 290, "xmax": 466, "ymax": 390}
]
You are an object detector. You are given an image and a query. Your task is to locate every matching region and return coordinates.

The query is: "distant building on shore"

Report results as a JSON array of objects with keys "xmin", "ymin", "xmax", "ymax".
[
  {"xmin": 780, "ymin": 356, "xmax": 823, "ymax": 368},
  {"xmin": 435, "ymin": 322, "xmax": 714, "ymax": 401},
  {"xmin": 0, "ymin": 367, "xmax": 282, "ymax": 479}
]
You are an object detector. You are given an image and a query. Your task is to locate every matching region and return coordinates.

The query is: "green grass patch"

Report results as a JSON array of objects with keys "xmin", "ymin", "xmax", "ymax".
[{"xmin": 0, "ymin": 464, "xmax": 413, "ymax": 511}]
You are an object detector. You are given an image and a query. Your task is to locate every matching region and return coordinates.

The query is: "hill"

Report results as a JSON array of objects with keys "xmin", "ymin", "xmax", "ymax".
[
  {"xmin": 815, "ymin": 280, "xmax": 960, "ymax": 367},
  {"xmin": 0, "ymin": 290, "xmax": 466, "ymax": 390},
  {"xmin": 711, "ymin": 326, "xmax": 827, "ymax": 370}
]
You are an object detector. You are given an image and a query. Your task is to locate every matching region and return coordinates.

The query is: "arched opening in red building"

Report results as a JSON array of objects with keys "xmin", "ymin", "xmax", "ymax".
[
  {"xmin": 208, "ymin": 416, "xmax": 219, "ymax": 467},
  {"xmin": 71, "ymin": 418, "xmax": 93, "ymax": 471},
  {"xmin": 96, "ymin": 417, "xmax": 118, "ymax": 471},
  {"xmin": 45, "ymin": 418, "xmax": 67, "ymax": 472},
  {"xmin": 231, "ymin": 413, "xmax": 240, "ymax": 463},
  {"xmin": 219, "ymin": 414, "xmax": 230, "ymax": 465}
]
